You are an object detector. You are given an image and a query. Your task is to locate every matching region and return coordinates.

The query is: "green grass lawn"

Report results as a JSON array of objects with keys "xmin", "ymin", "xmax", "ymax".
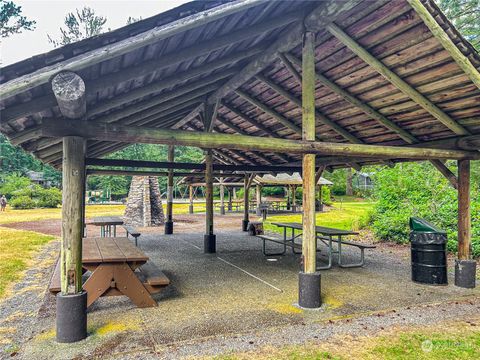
[
  {"xmin": 215, "ymin": 319, "xmax": 480, "ymax": 359},
  {"xmin": 0, "ymin": 227, "xmax": 55, "ymax": 298},
  {"xmin": 0, "ymin": 202, "xmax": 215, "ymax": 225},
  {"xmin": 263, "ymin": 200, "xmax": 375, "ymax": 235}
]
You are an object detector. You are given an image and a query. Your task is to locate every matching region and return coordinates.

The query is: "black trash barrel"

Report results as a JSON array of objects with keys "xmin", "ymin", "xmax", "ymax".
[{"xmin": 409, "ymin": 217, "xmax": 447, "ymax": 285}]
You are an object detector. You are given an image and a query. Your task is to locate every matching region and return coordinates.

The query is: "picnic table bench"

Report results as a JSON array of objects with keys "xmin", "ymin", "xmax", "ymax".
[
  {"xmin": 49, "ymin": 237, "xmax": 169, "ymax": 308},
  {"xmin": 257, "ymin": 222, "xmax": 375, "ymax": 270},
  {"xmin": 123, "ymin": 225, "xmax": 141, "ymax": 246}
]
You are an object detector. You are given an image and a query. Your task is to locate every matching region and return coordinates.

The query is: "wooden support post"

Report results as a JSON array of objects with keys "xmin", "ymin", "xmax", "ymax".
[
  {"xmin": 220, "ymin": 177, "xmax": 225, "ymax": 215},
  {"xmin": 458, "ymin": 160, "xmax": 471, "ymax": 260},
  {"xmin": 292, "ymin": 185, "xmax": 297, "ymax": 213},
  {"xmin": 165, "ymin": 145, "xmax": 174, "ymax": 234},
  {"xmin": 242, "ymin": 175, "xmax": 250, "ymax": 231},
  {"xmin": 61, "ymin": 136, "xmax": 86, "ymax": 294},
  {"xmin": 228, "ymin": 187, "xmax": 233, "ymax": 211},
  {"xmin": 204, "ymin": 150, "xmax": 215, "ymax": 253},
  {"xmin": 255, "ymin": 184, "xmax": 262, "ymax": 216},
  {"xmin": 56, "ymin": 136, "xmax": 88, "ymax": 343},
  {"xmin": 299, "ymin": 30, "xmax": 321, "ymax": 309},
  {"xmin": 455, "ymin": 159, "xmax": 476, "ymax": 288},
  {"xmin": 189, "ymin": 185, "xmax": 194, "ymax": 214}
]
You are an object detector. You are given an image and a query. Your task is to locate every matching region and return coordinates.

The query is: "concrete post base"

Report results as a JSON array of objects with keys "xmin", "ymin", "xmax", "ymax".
[
  {"xmin": 455, "ymin": 259, "xmax": 477, "ymax": 288},
  {"xmin": 298, "ymin": 272, "xmax": 321, "ymax": 308},
  {"xmin": 204, "ymin": 234, "xmax": 216, "ymax": 253},
  {"xmin": 56, "ymin": 292, "xmax": 87, "ymax": 343},
  {"xmin": 164, "ymin": 220, "xmax": 173, "ymax": 235},
  {"xmin": 242, "ymin": 219, "xmax": 249, "ymax": 232}
]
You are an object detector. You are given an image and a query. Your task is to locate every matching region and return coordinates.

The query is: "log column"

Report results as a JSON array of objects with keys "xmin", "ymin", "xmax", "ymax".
[
  {"xmin": 255, "ymin": 184, "xmax": 262, "ymax": 215},
  {"xmin": 299, "ymin": 30, "xmax": 321, "ymax": 308},
  {"xmin": 204, "ymin": 150, "xmax": 216, "ymax": 253},
  {"xmin": 242, "ymin": 175, "xmax": 250, "ymax": 231},
  {"xmin": 228, "ymin": 187, "xmax": 233, "ymax": 211},
  {"xmin": 220, "ymin": 177, "xmax": 226, "ymax": 215},
  {"xmin": 165, "ymin": 145, "xmax": 174, "ymax": 234},
  {"xmin": 52, "ymin": 71, "xmax": 88, "ymax": 343},
  {"xmin": 455, "ymin": 159, "xmax": 476, "ymax": 288},
  {"xmin": 292, "ymin": 185, "xmax": 297, "ymax": 212},
  {"xmin": 189, "ymin": 185, "xmax": 194, "ymax": 214}
]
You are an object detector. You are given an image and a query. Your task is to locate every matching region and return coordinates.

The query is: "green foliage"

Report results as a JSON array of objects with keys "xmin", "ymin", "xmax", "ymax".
[
  {"xmin": 48, "ymin": 6, "xmax": 107, "ymax": 47},
  {"xmin": 0, "ymin": 173, "xmax": 31, "ymax": 198},
  {"xmin": 321, "ymin": 186, "xmax": 332, "ymax": 206},
  {"xmin": 324, "ymin": 169, "xmax": 347, "ymax": 195},
  {"xmin": 438, "ymin": 0, "xmax": 480, "ymax": 50},
  {"xmin": 0, "ymin": 0, "xmax": 35, "ymax": 38},
  {"xmin": 0, "ymin": 174, "xmax": 61, "ymax": 208},
  {"xmin": 370, "ymin": 162, "xmax": 480, "ymax": 257},
  {"xmin": 36, "ymin": 187, "xmax": 62, "ymax": 208},
  {"xmin": 262, "ymin": 187, "xmax": 285, "ymax": 196},
  {"xmin": 10, "ymin": 195, "xmax": 35, "ymax": 209}
]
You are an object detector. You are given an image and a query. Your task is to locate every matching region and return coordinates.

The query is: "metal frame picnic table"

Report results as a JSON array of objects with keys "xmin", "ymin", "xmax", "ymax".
[
  {"xmin": 271, "ymin": 222, "xmax": 361, "ymax": 270},
  {"xmin": 89, "ymin": 216, "xmax": 124, "ymax": 237}
]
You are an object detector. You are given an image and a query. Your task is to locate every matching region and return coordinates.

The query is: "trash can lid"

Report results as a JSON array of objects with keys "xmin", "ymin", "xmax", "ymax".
[{"xmin": 409, "ymin": 217, "xmax": 446, "ymax": 233}]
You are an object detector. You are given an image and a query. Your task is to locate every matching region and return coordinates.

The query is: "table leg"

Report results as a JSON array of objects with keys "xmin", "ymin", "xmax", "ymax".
[
  {"xmin": 113, "ymin": 225, "xmax": 117, "ymax": 237},
  {"xmin": 83, "ymin": 263, "xmax": 157, "ymax": 308},
  {"xmin": 316, "ymin": 235, "xmax": 333, "ymax": 270}
]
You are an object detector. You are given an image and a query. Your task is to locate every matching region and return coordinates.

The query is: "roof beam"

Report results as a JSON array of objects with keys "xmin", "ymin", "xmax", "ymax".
[
  {"xmin": 283, "ymin": 53, "xmax": 458, "ymax": 188},
  {"xmin": 0, "ymin": 0, "xmax": 266, "ymax": 100},
  {"xmin": 40, "ymin": 120, "xmax": 480, "ymax": 161},
  {"xmin": 326, "ymin": 22, "xmax": 470, "ymax": 136},
  {"xmin": 216, "ymin": 114, "xmax": 291, "ymax": 163},
  {"xmin": 207, "ymin": 0, "xmax": 360, "ymax": 104},
  {"xmin": 284, "ymin": 53, "xmax": 418, "ymax": 143},
  {"xmin": 407, "ymin": 0, "xmax": 480, "ymax": 90},
  {"xmin": 255, "ymin": 73, "xmax": 361, "ymax": 144},
  {"xmin": 235, "ymin": 89, "xmax": 304, "ymax": 136},
  {"xmin": 1, "ymin": 48, "xmax": 260, "ymax": 125},
  {"xmin": 51, "ymin": 71, "xmax": 86, "ymax": 119},
  {"xmin": 220, "ymin": 101, "xmax": 284, "ymax": 139}
]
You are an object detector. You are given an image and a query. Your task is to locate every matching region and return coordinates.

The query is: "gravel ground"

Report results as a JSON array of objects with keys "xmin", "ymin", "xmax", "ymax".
[{"xmin": 1, "ymin": 213, "xmax": 479, "ymax": 359}]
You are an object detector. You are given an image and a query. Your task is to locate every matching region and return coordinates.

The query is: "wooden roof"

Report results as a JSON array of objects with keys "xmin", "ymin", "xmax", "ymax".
[
  {"xmin": 1, "ymin": 0, "xmax": 479, "ymax": 170},
  {"xmin": 256, "ymin": 173, "xmax": 333, "ymax": 186}
]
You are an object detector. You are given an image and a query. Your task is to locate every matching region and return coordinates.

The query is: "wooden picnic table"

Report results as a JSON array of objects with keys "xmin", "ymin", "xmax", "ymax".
[
  {"xmin": 81, "ymin": 237, "xmax": 160, "ymax": 307},
  {"xmin": 89, "ymin": 216, "xmax": 124, "ymax": 237},
  {"xmin": 49, "ymin": 237, "xmax": 169, "ymax": 308},
  {"xmin": 270, "ymin": 222, "xmax": 374, "ymax": 270}
]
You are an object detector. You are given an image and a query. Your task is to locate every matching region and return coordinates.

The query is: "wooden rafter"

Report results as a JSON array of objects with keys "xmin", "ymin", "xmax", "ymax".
[
  {"xmin": 283, "ymin": 53, "xmax": 458, "ymax": 188},
  {"xmin": 407, "ymin": 0, "xmax": 480, "ymax": 90},
  {"xmin": 207, "ymin": 0, "xmax": 360, "ymax": 104},
  {"xmin": 326, "ymin": 22, "xmax": 470, "ymax": 136}
]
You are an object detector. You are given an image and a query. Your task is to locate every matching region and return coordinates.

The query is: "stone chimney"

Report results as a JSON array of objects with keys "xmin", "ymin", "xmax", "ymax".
[{"xmin": 124, "ymin": 176, "xmax": 165, "ymax": 227}]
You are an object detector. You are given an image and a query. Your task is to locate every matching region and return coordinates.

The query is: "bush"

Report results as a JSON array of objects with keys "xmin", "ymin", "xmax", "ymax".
[
  {"xmin": 10, "ymin": 196, "xmax": 36, "ymax": 209},
  {"xmin": 370, "ymin": 162, "xmax": 480, "ymax": 258},
  {"xmin": 0, "ymin": 174, "xmax": 31, "ymax": 198},
  {"xmin": 37, "ymin": 188, "xmax": 62, "ymax": 208}
]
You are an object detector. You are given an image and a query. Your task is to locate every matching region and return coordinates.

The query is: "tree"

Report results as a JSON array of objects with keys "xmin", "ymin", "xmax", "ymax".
[
  {"xmin": 0, "ymin": 0, "xmax": 35, "ymax": 38},
  {"xmin": 346, "ymin": 168, "xmax": 353, "ymax": 196},
  {"xmin": 47, "ymin": 6, "xmax": 107, "ymax": 47},
  {"xmin": 437, "ymin": 0, "xmax": 480, "ymax": 50}
]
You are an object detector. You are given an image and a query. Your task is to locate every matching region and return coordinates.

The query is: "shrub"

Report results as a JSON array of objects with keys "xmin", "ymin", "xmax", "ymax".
[
  {"xmin": 10, "ymin": 196, "xmax": 36, "ymax": 209},
  {"xmin": 370, "ymin": 162, "xmax": 480, "ymax": 258},
  {"xmin": 37, "ymin": 188, "xmax": 62, "ymax": 208},
  {"xmin": 0, "ymin": 174, "xmax": 31, "ymax": 198}
]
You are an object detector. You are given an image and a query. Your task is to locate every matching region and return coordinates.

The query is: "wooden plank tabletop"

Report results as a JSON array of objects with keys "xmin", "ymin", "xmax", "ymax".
[
  {"xmin": 82, "ymin": 237, "xmax": 148, "ymax": 263},
  {"xmin": 271, "ymin": 222, "xmax": 359, "ymax": 236},
  {"xmin": 89, "ymin": 216, "xmax": 124, "ymax": 226}
]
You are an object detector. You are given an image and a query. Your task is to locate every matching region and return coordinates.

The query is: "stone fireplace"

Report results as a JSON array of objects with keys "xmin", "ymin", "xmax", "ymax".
[{"xmin": 124, "ymin": 176, "xmax": 165, "ymax": 227}]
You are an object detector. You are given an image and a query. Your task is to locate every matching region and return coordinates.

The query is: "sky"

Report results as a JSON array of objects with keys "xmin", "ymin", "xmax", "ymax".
[{"xmin": 1, "ymin": 0, "xmax": 190, "ymax": 66}]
